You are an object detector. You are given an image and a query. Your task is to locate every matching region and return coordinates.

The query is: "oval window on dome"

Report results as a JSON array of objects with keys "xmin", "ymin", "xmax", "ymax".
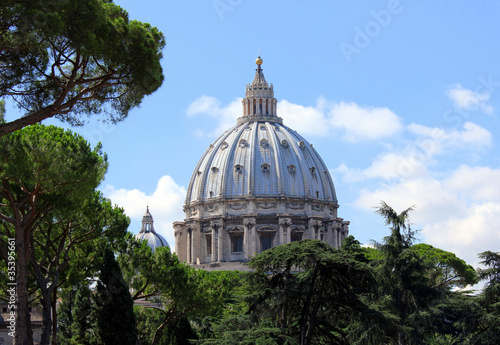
[
  {"xmin": 298, "ymin": 140, "xmax": 305, "ymax": 148},
  {"xmin": 288, "ymin": 164, "xmax": 296, "ymax": 173},
  {"xmin": 220, "ymin": 142, "xmax": 228, "ymax": 150},
  {"xmin": 281, "ymin": 140, "xmax": 289, "ymax": 148},
  {"xmin": 260, "ymin": 139, "xmax": 269, "ymax": 148},
  {"xmin": 211, "ymin": 167, "xmax": 219, "ymax": 173},
  {"xmin": 261, "ymin": 163, "xmax": 270, "ymax": 173},
  {"xmin": 239, "ymin": 139, "xmax": 247, "ymax": 148}
]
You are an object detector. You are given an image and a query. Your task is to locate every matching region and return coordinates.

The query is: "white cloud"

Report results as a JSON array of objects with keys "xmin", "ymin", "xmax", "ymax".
[
  {"xmin": 186, "ymin": 95, "xmax": 241, "ymax": 137},
  {"xmin": 408, "ymin": 122, "xmax": 492, "ymax": 149},
  {"xmin": 188, "ymin": 96, "xmax": 403, "ymax": 141},
  {"xmin": 103, "ymin": 175, "xmax": 186, "ymax": 252},
  {"xmin": 446, "ymin": 84, "xmax": 493, "ymax": 114},
  {"xmin": 445, "ymin": 165, "xmax": 500, "ymax": 202},
  {"xmin": 353, "ymin": 164, "xmax": 500, "ymax": 273},
  {"xmin": 278, "ymin": 98, "xmax": 330, "ymax": 137},
  {"xmin": 328, "ymin": 101, "xmax": 403, "ymax": 142},
  {"xmin": 422, "ymin": 202, "xmax": 500, "ymax": 268}
]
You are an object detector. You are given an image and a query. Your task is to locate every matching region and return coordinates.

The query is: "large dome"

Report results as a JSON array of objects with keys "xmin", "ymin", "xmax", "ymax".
[
  {"xmin": 185, "ymin": 119, "xmax": 338, "ymax": 205},
  {"xmin": 174, "ymin": 57, "xmax": 348, "ymax": 267}
]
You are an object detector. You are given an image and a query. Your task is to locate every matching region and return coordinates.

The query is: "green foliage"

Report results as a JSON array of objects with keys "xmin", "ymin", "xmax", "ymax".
[
  {"xmin": 57, "ymin": 289, "xmax": 76, "ymax": 345},
  {"xmin": 136, "ymin": 308, "xmax": 198, "ymax": 345},
  {"xmin": 373, "ymin": 202, "xmax": 446, "ymax": 345},
  {"xmin": 0, "ymin": 100, "xmax": 5, "ymax": 123},
  {"xmin": 0, "ymin": 124, "xmax": 109, "ymax": 344},
  {"xmin": 118, "ymin": 239, "xmax": 238, "ymax": 344},
  {"xmin": 95, "ymin": 247, "xmax": 137, "ymax": 345},
  {"xmin": 471, "ymin": 251, "xmax": 500, "ymax": 344},
  {"xmin": 0, "ymin": 0, "xmax": 165, "ymax": 136},
  {"xmin": 201, "ymin": 240, "xmax": 380, "ymax": 345},
  {"xmin": 71, "ymin": 285, "xmax": 95, "ymax": 345},
  {"xmin": 0, "ymin": 124, "xmax": 107, "ymax": 214},
  {"xmin": 412, "ymin": 243, "xmax": 478, "ymax": 289}
]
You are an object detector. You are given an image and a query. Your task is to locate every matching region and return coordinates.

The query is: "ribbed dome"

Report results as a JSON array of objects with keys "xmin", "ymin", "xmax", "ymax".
[
  {"xmin": 185, "ymin": 121, "xmax": 337, "ymax": 205},
  {"xmin": 135, "ymin": 231, "xmax": 169, "ymax": 252},
  {"xmin": 174, "ymin": 57, "xmax": 348, "ymax": 267},
  {"xmin": 135, "ymin": 207, "xmax": 169, "ymax": 251}
]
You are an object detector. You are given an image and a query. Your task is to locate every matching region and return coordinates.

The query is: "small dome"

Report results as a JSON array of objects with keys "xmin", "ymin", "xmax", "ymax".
[
  {"xmin": 136, "ymin": 206, "xmax": 169, "ymax": 251},
  {"xmin": 255, "ymin": 56, "xmax": 263, "ymax": 65},
  {"xmin": 136, "ymin": 231, "xmax": 169, "ymax": 252}
]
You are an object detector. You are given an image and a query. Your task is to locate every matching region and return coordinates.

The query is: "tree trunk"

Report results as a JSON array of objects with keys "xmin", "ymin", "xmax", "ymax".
[
  {"xmin": 51, "ymin": 289, "xmax": 58, "ymax": 345},
  {"xmin": 15, "ymin": 225, "xmax": 34, "ymax": 345},
  {"xmin": 39, "ymin": 290, "xmax": 53, "ymax": 345}
]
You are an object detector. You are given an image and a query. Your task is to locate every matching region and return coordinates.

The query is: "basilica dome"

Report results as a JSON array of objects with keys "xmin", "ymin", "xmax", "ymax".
[{"xmin": 174, "ymin": 57, "xmax": 348, "ymax": 267}]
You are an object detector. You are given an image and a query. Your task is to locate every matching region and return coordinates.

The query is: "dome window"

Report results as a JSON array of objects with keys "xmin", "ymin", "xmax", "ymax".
[
  {"xmin": 220, "ymin": 142, "xmax": 228, "ymax": 150},
  {"xmin": 239, "ymin": 139, "xmax": 248, "ymax": 148},
  {"xmin": 260, "ymin": 125, "xmax": 267, "ymax": 131},
  {"xmin": 211, "ymin": 167, "xmax": 219, "ymax": 173},
  {"xmin": 209, "ymin": 191, "xmax": 214, "ymax": 198},
  {"xmin": 298, "ymin": 140, "xmax": 305, "ymax": 148},
  {"xmin": 235, "ymin": 164, "xmax": 243, "ymax": 173},
  {"xmin": 261, "ymin": 163, "xmax": 270, "ymax": 173},
  {"xmin": 260, "ymin": 139, "xmax": 269, "ymax": 148},
  {"xmin": 310, "ymin": 167, "xmax": 316, "ymax": 174},
  {"xmin": 281, "ymin": 140, "xmax": 289, "ymax": 148},
  {"xmin": 288, "ymin": 165, "xmax": 296, "ymax": 173}
]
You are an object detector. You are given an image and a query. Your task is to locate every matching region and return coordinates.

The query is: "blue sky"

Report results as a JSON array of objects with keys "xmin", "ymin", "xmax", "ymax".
[{"xmin": 5, "ymin": 1, "xmax": 500, "ymax": 276}]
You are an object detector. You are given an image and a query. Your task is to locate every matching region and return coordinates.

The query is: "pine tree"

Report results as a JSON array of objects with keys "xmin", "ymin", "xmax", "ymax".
[
  {"xmin": 95, "ymin": 247, "xmax": 137, "ymax": 345},
  {"xmin": 71, "ymin": 285, "xmax": 94, "ymax": 345}
]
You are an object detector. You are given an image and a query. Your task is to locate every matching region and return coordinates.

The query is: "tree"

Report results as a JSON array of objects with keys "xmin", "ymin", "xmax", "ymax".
[
  {"xmin": 412, "ymin": 243, "xmax": 478, "ymax": 290},
  {"xmin": 203, "ymin": 239, "xmax": 379, "ymax": 345},
  {"xmin": 0, "ymin": 0, "xmax": 165, "ymax": 137},
  {"xmin": 29, "ymin": 192, "xmax": 129, "ymax": 345},
  {"xmin": 95, "ymin": 247, "xmax": 137, "ymax": 345},
  {"xmin": 118, "ymin": 240, "xmax": 237, "ymax": 345},
  {"xmin": 0, "ymin": 100, "xmax": 5, "ymax": 123},
  {"xmin": 0, "ymin": 124, "xmax": 107, "ymax": 345},
  {"xmin": 374, "ymin": 201, "xmax": 445, "ymax": 345},
  {"xmin": 472, "ymin": 251, "xmax": 500, "ymax": 343},
  {"xmin": 70, "ymin": 285, "xmax": 95, "ymax": 345}
]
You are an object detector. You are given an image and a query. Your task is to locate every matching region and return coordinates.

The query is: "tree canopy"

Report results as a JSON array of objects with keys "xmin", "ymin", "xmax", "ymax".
[
  {"xmin": 0, "ymin": 0, "xmax": 165, "ymax": 137},
  {"xmin": 0, "ymin": 124, "xmax": 108, "ymax": 345}
]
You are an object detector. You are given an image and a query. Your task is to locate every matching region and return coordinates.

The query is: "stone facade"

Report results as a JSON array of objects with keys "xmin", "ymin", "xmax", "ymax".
[{"xmin": 174, "ymin": 57, "xmax": 349, "ymax": 265}]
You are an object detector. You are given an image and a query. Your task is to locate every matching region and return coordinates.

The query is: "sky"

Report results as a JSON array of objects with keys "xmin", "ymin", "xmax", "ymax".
[{"xmin": 5, "ymin": 1, "xmax": 500, "ymax": 282}]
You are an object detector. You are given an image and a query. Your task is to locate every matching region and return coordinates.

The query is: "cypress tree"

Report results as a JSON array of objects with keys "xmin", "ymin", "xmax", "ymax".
[{"xmin": 95, "ymin": 247, "xmax": 137, "ymax": 345}]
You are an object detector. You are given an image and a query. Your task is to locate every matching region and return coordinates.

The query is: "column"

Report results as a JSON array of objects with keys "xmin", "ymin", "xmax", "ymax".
[
  {"xmin": 211, "ymin": 226, "xmax": 217, "ymax": 263},
  {"xmin": 186, "ymin": 228, "xmax": 192, "ymax": 264},
  {"xmin": 243, "ymin": 218, "xmax": 256, "ymax": 259},
  {"xmin": 211, "ymin": 220, "xmax": 224, "ymax": 263},
  {"xmin": 278, "ymin": 218, "xmax": 291, "ymax": 245}
]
